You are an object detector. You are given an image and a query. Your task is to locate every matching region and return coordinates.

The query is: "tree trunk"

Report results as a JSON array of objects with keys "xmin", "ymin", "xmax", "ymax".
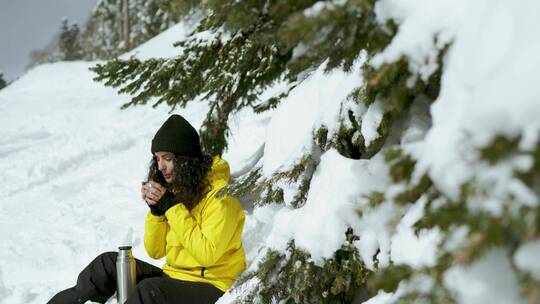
[
  {"xmin": 123, "ymin": 0, "xmax": 130, "ymax": 50},
  {"xmin": 117, "ymin": 0, "xmax": 123, "ymax": 43}
]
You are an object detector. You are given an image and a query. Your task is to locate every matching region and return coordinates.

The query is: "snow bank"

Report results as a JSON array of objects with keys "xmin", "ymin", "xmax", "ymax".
[
  {"xmin": 390, "ymin": 197, "xmax": 441, "ymax": 268},
  {"xmin": 514, "ymin": 239, "xmax": 540, "ymax": 281},
  {"xmin": 263, "ymin": 59, "xmax": 363, "ymax": 177},
  {"xmin": 361, "ymin": 100, "xmax": 384, "ymax": 147},
  {"xmin": 444, "ymin": 249, "xmax": 523, "ymax": 304},
  {"xmin": 223, "ymin": 106, "xmax": 272, "ymax": 177},
  {"xmin": 266, "ymin": 149, "xmax": 389, "ymax": 265},
  {"xmin": 120, "ymin": 14, "xmax": 202, "ymax": 60}
]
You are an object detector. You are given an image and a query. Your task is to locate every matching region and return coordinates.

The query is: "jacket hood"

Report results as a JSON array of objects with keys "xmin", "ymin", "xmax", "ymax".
[{"xmin": 207, "ymin": 156, "xmax": 230, "ymax": 191}]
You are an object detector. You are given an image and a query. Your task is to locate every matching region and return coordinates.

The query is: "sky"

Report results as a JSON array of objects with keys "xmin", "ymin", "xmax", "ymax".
[{"xmin": 0, "ymin": 0, "xmax": 97, "ymax": 82}]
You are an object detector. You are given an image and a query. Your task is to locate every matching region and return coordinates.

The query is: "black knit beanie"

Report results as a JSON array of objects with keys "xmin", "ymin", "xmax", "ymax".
[{"xmin": 151, "ymin": 114, "xmax": 202, "ymax": 157}]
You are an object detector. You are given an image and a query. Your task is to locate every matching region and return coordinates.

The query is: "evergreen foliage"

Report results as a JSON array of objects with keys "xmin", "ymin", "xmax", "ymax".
[
  {"xmin": 363, "ymin": 139, "xmax": 540, "ymax": 302},
  {"xmin": 58, "ymin": 19, "xmax": 84, "ymax": 61},
  {"xmin": 81, "ymin": 0, "xmax": 183, "ymax": 59},
  {"xmin": 91, "ymin": 0, "xmax": 398, "ymax": 155},
  {"xmin": 90, "ymin": 0, "xmax": 540, "ymax": 303},
  {"xmin": 238, "ymin": 230, "xmax": 369, "ymax": 304}
]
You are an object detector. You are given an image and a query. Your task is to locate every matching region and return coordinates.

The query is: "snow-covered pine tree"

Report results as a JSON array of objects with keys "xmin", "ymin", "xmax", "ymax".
[
  {"xmin": 91, "ymin": 0, "xmax": 540, "ymax": 303},
  {"xmin": 80, "ymin": 0, "xmax": 183, "ymax": 60},
  {"xmin": 80, "ymin": 0, "xmax": 124, "ymax": 59},
  {"xmin": 128, "ymin": 0, "xmax": 180, "ymax": 48},
  {"xmin": 29, "ymin": 18, "xmax": 84, "ymax": 65},
  {"xmin": 58, "ymin": 18, "xmax": 84, "ymax": 61},
  {"xmin": 341, "ymin": 2, "xmax": 538, "ymax": 304}
]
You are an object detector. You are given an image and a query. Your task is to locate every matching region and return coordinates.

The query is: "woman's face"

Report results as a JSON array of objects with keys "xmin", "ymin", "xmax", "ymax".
[{"xmin": 155, "ymin": 151, "xmax": 176, "ymax": 183}]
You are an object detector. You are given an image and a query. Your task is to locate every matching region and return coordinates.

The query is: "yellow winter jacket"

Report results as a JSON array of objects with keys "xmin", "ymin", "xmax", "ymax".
[{"xmin": 144, "ymin": 156, "xmax": 246, "ymax": 292}]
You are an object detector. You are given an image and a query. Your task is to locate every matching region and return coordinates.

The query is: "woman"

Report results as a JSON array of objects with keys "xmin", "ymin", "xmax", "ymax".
[{"xmin": 49, "ymin": 114, "xmax": 246, "ymax": 304}]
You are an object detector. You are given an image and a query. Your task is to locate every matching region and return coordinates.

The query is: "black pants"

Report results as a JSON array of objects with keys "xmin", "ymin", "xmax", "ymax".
[{"xmin": 48, "ymin": 252, "xmax": 224, "ymax": 304}]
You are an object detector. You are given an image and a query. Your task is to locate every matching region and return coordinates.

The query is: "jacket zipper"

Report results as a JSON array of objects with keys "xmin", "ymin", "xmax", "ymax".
[{"xmin": 201, "ymin": 267, "xmax": 206, "ymax": 277}]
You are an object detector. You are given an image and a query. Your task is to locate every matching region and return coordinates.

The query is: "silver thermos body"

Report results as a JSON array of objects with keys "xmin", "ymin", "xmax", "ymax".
[{"xmin": 116, "ymin": 246, "xmax": 137, "ymax": 304}]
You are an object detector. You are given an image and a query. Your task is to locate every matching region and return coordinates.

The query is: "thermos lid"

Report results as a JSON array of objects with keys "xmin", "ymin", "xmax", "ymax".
[{"xmin": 118, "ymin": 246, "xmax": 132, "ymax": 250}]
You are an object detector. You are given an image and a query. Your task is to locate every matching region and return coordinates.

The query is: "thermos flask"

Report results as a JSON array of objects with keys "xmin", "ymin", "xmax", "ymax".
[{"xmin": 116, "ymin": 246, "xmax": 137, "ymax": 303}]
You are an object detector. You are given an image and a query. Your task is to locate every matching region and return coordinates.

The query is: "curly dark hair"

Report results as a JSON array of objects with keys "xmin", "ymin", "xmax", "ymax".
[{"xmin": 146, "ymin": 153, "xmax": 214, "ymax": 211}]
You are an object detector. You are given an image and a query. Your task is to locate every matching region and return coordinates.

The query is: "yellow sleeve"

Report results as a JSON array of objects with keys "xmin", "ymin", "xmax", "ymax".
[
  {"xmin": 144, "ymin": 212, "xmax": 168, "ymax": 259},
  {"xmin": 164, "ymin": 196, "xmax": 241, "ymax": 266}
]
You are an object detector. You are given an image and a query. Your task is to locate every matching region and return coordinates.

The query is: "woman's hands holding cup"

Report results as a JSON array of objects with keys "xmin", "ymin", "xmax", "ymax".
[{"xmin": 141, "ymin": 181, "xmax": 167, "ymax": 206}]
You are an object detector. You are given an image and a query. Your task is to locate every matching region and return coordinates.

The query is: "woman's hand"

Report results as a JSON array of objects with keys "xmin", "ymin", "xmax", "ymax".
[{"xmin": 141, "ymin": 181, "xmax": 167, "ymax": 206}]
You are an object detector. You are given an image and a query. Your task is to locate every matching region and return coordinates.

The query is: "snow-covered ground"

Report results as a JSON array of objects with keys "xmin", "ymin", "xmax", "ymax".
[{"xmin": 0, "ymin": 60, "xmax": 174, "ymax": 302}]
